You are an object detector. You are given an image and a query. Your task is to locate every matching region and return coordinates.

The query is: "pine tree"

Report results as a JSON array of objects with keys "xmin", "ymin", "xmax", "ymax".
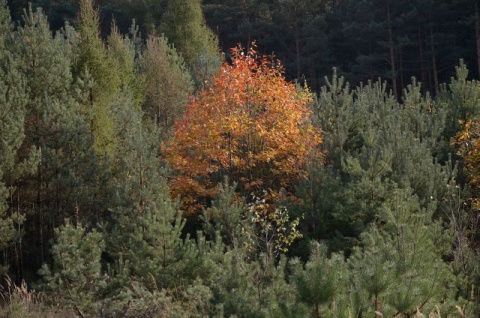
[
  {"xmin": 103, "ymin": 113, "xmax": 208, "ymax": 309},
  {"xmin": 140, "ymin": 34, "xmax": 193, "ymax": 134},
  {"xmin": 161, "ymin": 0, "xmax": 219, "ymax": 68},
  {"xmin": 298, "ymin": 71, "xmax": 451, "ymax": 253},
  {"xmin": 0, "ymin": 1, "xmax": 21, "ymax": 264},
  {"xmin": 107, "ymin": 21, "xmax": 145, "ymax": 111},
  {"xmin": 0, "ymin": 0, "xmax": 10, "ymax": 50},
  {"xmin": 201, "ymin": 182, "xmax": 301, "ymax": 317},
  {"xmin": 114, "ymin": 0, "xmax": 167, "ymax": 35},
  {"xmin": 0, "ymin": 0, "xmax": 40, "ymax": 277},
  {"xmin": 271, "ymin": 0, "xmax": 331, "ymax": 88},
  {"xmin": 448, "ymin": 62, "xmax": 480, "ymax": 316},
  {"xmin": 440, "ymin": 60, "xmax": 480, "ymax": 144},
  {"xmin": 206, "ymin": 237, "xmax": 298, "ymax": 317},
  {"xmin": 349, "ymin": 188, "xmax": 454, "ymax": 316},
  {"xmin": 38, "ymin": 220, "xmax": 106, "ymax": 317},
  {"xmin": 190, "ymin": 46, "xmax": 222, "ymax": 90},
  {"xmin": 291, "ymin": 242, "xmax": 347, "ymax": 318},
  {"xmin": 202, "ymin": 179, "xmax": 244, "ymax": 247},
  {"xmin": 74, "ymin": 0, "xmax": 120, "ymax": 158},
  {"xmin": 8, "ymin": 5, "xmax": 109, "ymax": 275}
]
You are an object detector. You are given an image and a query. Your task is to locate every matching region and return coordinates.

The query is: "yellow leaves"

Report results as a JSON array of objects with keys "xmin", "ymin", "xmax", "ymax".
[
  {"xmin": 244, "ymin": 192, "xmax": 303, "ymax": 256},
  {"xmin": 455, "ymin": 118, "xmax": 480, "ymax": 213}
]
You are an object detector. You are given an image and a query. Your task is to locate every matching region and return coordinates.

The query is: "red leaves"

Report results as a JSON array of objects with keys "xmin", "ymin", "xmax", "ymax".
[{"xmin": 165, "ymin": 43, "xmax": 323, "ymax": 215}]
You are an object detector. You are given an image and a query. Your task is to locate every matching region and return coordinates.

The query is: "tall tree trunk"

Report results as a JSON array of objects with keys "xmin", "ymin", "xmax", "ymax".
[
  {"xmin": 475, "ymin": 1, "xmax": 480, "ymax": 77},
  {"xmin": 295, "ymin": 29, "xmax": 301, "ymax": 79},
  {"xmin": 399, "ymin": 43, "xmax": 404, "ymax": 90},
  {"xmin": 294, "ymin": 4, "xmax": 301, "ymax": 79},
  {"xmin": 387, "ymin": 2, "xmax": 398, "ymax": 99},
  {"xmin": 13, "ymin": 190, "xmax": 24, "ymax": 284},
  {"xmin": 374, "ymin": 292, "xmax": 382, "ymax": 317},
  {"xmin": 37, "ymin": 158, "xmax": 45, "ymax": 268},
  {"xmin": 429, "ymin": 23, "xmax": 439, "ymax": 94},
  {"xmin": 418, "ymin": 27, "xmax": 427, "ymax": 88},
  {"xmin": 369, "ymin": 42, "xmax": 374, "ymax": 80}
]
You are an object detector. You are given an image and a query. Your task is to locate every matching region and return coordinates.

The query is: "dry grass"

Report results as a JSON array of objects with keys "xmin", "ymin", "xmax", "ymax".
[{"xmin": 0, "ymin": 276, "xmax": 75, "ymax": 318}]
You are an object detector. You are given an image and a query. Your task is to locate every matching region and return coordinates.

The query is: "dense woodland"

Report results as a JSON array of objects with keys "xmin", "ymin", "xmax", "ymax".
[{"xmin": 0, "ymin": 0, "xmax": 479, "ymax": 317}]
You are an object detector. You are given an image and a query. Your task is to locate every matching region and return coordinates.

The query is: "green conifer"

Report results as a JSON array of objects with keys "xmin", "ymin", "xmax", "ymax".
[
  {"xmin": 0, "ymin": 0, "xmax": 39, "ymax": 274},
  {"xmin": 202, "ymin": 179, "xmax": 244, "ymax": 247},
  {"xmin": 291, "ymin": 242, "xmax": 347, "ymax": 318},
  {"xmin": 9, "ymin": 5, "xmax": 109, "ymax": 273},
  {"xmin": 349, "ymin": 188, "xmax": 453, "ymax": 316},
  {"xmin": 38, "ymin": 220, "xmax": 106, "ymax": 316},
  {"xmin": 202, "ymin": 183, "xmax": 300, "ymax": 317},
  {"xmin": 107, "ymin": 21, "xmax": 145, "ymax": 110},
  {"xmin": 161, "ymin": 0, "xmax": 219, "ymax": 68},
  {"xmin": 298, "ymin": 71, "xmax": 451, "ymax": 253},
  {"xmin": 140, "ymin": 34, "xmax": 193, "ymax": 134},
  {"xmin": 74, "ymin": 0, "xmax": 120, "ymax": 158},
  {"xmin": 103, "ymin": 115, "xmax": 210, "ymax": 313}
]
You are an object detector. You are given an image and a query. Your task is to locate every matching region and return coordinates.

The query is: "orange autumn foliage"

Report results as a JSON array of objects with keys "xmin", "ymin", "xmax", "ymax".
[
  {"xmin": 165, "ymin": 44, "xmax": 323, "ymax": 214},
  {"xmin": 455, "ymin": 118, "xmax": 480, "ymax": 211}
]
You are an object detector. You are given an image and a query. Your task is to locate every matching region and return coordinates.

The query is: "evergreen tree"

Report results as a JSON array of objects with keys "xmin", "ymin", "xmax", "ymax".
[
  {"xmin": 202, "ymin": 182, "xmax": 301, "ymax": 317},
  {"xmin": 107, "ymin": 21, "xmax": 144, "ymax": 111},
  {"xmin": 74, "ymin": 0, "xmax": 120, "ymax": 158},
  {"xmin": 447, "ymin": 62, "xmax": 480, "ymax": 315},
  {"xmin": 271, "ymin": 0, "xmax": 332, "ymax": 89},
  {"xmin": 349, "ymin": 188, "xmax": 453, "ymax": 316},
  {"xmin": 296, "ymin": 71, "xmax": 450, "ymax": 253},
  {"xmin": 0, "ymin": 6, "xmax": 22, "ymax": 275},
  {"xmin": 440, "ymin": 60, "xmax": 480, "ymax": 144},
  {"xmin": 203, "ymin": 0, "xmax": 256, "ymax": 47},
  {"xmin": 0, "ymin": 0, "xmax": 39, "ymax": 276},
  {"xmin": 125, "ymin": 177, "xmax": 203, "ymax": 291},
  {"xmin": 140, "ymin": 34, "xmax": 193, "ymax": 134},
  {"xmin": 8, "ymin": 5, "xmax": 109, "ymax": 275},
  {"xmin": 291, "ymin": 242, "xmax": 348, "ymax": 317},
  {"xmin": 441, "ymin": 171, "xmax": 480, "ymax": 317},
  {"xmin": 113, "ymin": 0, "xmax": 167, "ymax": 35},
  {"xmin": 161, "ymin": 0, "xmax": 219, "ymax": 68},
  {"xmin": 202, "ymin": 179, "xmax": 244, "ymax": 247},
  {"xmin": 102, "ymin": 113, "xmax": 211, "ymax": 313},
  {"xmin": 207, "ymin": 251, "xmax": 297, "ymax": 317},
  {"xmin": 38, "ymin": 220, "xmax": 106, "ymax": 317},
  {"xmin": 31, "ymin": 0, "xmax": 78, "ymax": 30}
]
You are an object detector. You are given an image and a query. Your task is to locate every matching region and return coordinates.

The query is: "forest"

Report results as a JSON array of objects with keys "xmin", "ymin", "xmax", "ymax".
[{"xmin": 0, "ymin": 0, "xmax": 479, "ymax": 317}]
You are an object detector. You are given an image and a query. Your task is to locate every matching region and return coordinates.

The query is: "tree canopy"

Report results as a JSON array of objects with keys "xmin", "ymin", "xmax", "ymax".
[{"xmin": 165, "ymin": 44, "xmax": 322, "ymax": 214}]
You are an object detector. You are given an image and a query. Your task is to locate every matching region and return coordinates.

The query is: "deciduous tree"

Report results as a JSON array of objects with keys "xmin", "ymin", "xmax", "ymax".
[{"xmin": 165, "ymin": 44, "xmax": 322, "ymax": 214}]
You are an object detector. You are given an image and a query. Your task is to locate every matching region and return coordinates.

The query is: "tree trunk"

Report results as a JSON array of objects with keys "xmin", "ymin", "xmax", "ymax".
[
  {"xmin": 475, "ymin": 1, "xmax": 480, "ymax": 77},
  {"xmin": 429, "ymin": 23, "xmax": 439, "ymax": 94},
  {"xmin": 418, "ymin": 27, "xmax": 427, "ymax": 88},
  {"xmin": 387, "ymin": 2, "xmax": 398, "ymax": 100},
  {"xmin": 374, "ymin": 293, "xmax": 383, "ymax": 317},
  {"xmin": 294, "ymin": 5, "xmax": 301, "ymax": 80},
  {"xmin": 399, "ymin": 43, "xmax": 404, "ymax": 90}
]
